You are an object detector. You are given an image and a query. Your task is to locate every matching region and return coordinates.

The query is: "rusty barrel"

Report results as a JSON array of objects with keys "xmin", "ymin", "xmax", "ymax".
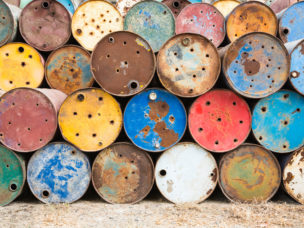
[
  {"xmin": 189, "ymin": 89, "xmax": 251, "ymax": 153},
  {"xmin": 212, "ymin": 0, "xmax": 240, "ymax": 18},
  {"xmin": 289, "ymin": 39, "xmax": 304, "ymax": 95},
  {"xmin": 175, "ymin": 3, "xmax": 225, "ymax": 48},
  {"xmin": 124, "ymin": 0, "xmax": 175, "ymax": 52},
  {"xmin": 0, "ymin": 0, "xmax": 16, "ymax": 46},
  {"xmin": 161, "ymin": 0, "xmax": 191, "ymax": 18},
  {"xmin": 45, "ymin": 45, "xmax": 94, "ymax": 95},
  {"xmin": 27, "ymin": 142, "xmax": 91, "ymax": 203},
  {"xmin": 92, "ymin": 142, "xmax": 154, "ymax": 204},
  {"xmin": 219, "ymin": 144, "xmax": 281, "ymax": 203},
  {"xmin": 157, "ymin": 33, "xmax": 220, "ymax": 97},
  {"xmin": 124, "ymin": 88, "xmax": 187, "ymax": 152},
  {"xmin": 91, "ymin": 31, "xmax": 155, "ymax": 97},
  {"xmin": 223, "ymin": 32, "xmax": 290, "ymax": 98}
]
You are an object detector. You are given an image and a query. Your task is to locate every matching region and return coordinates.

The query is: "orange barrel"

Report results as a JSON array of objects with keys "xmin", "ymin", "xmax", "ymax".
[{"xmin": 161, "ymin": 0, "xmax": 191, "ymax": 18}]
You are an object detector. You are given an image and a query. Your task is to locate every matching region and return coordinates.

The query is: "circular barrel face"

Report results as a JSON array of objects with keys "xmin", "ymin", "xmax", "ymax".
[
  {"xmin": 92, "ymin": 142, "xmax": 154, "ymax": 204},
  {"xmin": 124, "ymin": 89, "xmax": 187, "ymax": 152},
  {"xmin": 219, "ymin": 144, "xmax": 281, "ymax": 203},
  {"xmin": 91, "ymin": 31, "xmax": 155, "ymax": 97},
  {"xmin": 290, "ymin": 40, "xmax": 304, "ymax": 95},
  {"xmin": 223, "ymin": 32, "xmax": 289, "ymax": 98},
  {"xmin": 155, "ymin": 142, "xmax": 218, "ymax": 204},
  {"xmin": 0, "ymin": 0, "xmax": 14, "ymax": 46},
  {"xmin": 45, "ymin": 45, "xmax": 94, "ymax": 95},
  {"xmin": 175, "ymin": 3, "xmax": 225, "ymax": 48},
  {"xmin": 116, "ymin": 0, "xmax": 142, "ymax": 17},
  {"xmin": 213, "ymin": 0, "xmax": 240, "ymax": 18},
  {"xmin": 161, "ymin": 0, "xmax": 191, "ymax": 18},
  {"xmin": 124, "ymin": 1, "xmax": 175, "ymax": 52},
  {"xmin": 226, "ymin": 1, "xmax": 277, "ymax": 42},
  {"xmin": 0, "ymin": 88, "xmax": 57, "ymax": 152},
  {"xmin": 252, "ymin": 90, "xmax": 304, "ymax": 153},
  {"xmin": 0, "ymin": 43, "xmax": 44, "ymax": 91},
  {"xmin": 27, "ymin": 143, "xmax": 91, "ymax": 203},
  {"xmin": 189, "ymin": 90, "xmax": 251, "ymax": 152},
  {"xmin": 72, "ymin": 0, "xmax": 123, "ymax": 51},
  {"xmin": 19, "ymin": 0, "xmax": 71, "ymax": 52},
  {"xmin": 58, "ymin": 88, "xmax": 122, "ymax": 152},
  {"xmin": 157, "ymin": 33, "xmax": 220, "ymax": 97}
]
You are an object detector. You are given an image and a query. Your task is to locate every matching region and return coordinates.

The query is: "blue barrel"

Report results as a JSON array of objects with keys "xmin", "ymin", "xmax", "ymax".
[
  {"xmin": 27, "ymin": 142, "xmax": 91, "ymax": 203},
  {"xmin": 57, "ymin": 0, "xmax": 75, "ymax": 14},
  {"xmin": 124, "ymin": 88, "xmax": 187, "ymax": 152},
  {"xmin": 252, "ymin": 90, "xmax": 304, "ymax": 153},
  {"xmin": 289, "ymin": 40, "xmax": 304, "ymax": 95}
]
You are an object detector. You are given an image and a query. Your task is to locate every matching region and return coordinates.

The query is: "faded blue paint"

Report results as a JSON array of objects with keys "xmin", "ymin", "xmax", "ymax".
[
  {"xmin": 290, "ymin": 41, "xmax": 304, "ymax": 95},
  {"xmin": 252, "ymin": 90, "xmax": 304, "ymax": 153},
  {"xmin": 27, "ymin": 143, "xmax": 91, "ymax": 203},
  {"xmin": 57, "ymin": 0, "xmax": 75, "ymax": 14},
  {"xmin": 0, "ymin": 0, "xmax": 14, "ymax": 46}
]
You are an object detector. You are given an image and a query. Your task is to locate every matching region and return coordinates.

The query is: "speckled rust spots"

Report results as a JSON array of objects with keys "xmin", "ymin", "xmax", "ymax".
[
  {"xmin": 241, "ymin": 52, "xmax": 260, "ymax": 76},
  {"xmin": 211, "ymin": 168, "xmax": 217, "ymax": 182},
  {"xmin": 300, "ymin": 151, "xmax": 304, "ymax": 162},
  {"xmin": 148, "ymin": 101, "xmax": 169, "ymax": 121},
  {"xmin": 285, "ymin": 172, "xmax": 294, "ymax": 184},
  {"xmin": 139, "ymin": 126, "xmax": 150, "ymax": 138},
  {"xmin": 154, "ymin": 121, "xmax": 178, "ymax": 148}
]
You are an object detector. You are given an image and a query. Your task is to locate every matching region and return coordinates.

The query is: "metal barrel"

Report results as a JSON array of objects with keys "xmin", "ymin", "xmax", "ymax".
[
  {"xmin": 124, "ymin": 0, "xmax": 175, "ymax": 52},
  {"xmin": 175, "ymin": 3, "xmax": 225, "ymax": 48},
  {"xmin": 19, "ymin": 0, "xmax": 71, "ymax": 52},
  {"xmin": 92, "ymin": 142, "xmax": 154, "ymax": 204},
  {"xmin": 226, "ymin": 1, "xmax": 277, "ymax": 42},
  {"xmin": 45, "ymin": 45, "xmax": 94, "ymax": 95},
  {"xmin": 71, "ymin": 0, "xmax": 123, "ymax": 51},
  {"xmin": 189, "ymin": 89, "xmax": 251, "ymax": 153},
  {"xmin": 58, "ymin": 88, "xmax": 122, "ymax": 152},
  {"xmin": 155, "ymin": 142, "xmax": 218, "ymax": 204},
  {"xmin": 27, "ymin": 142, "xmax": 91, "ymax": 203},
  {"xmin": 115, "ymin": 0, "xmax": 142, "ymax": 18},
  {"xmin": 161, "ymin": 0, "xmax": 191, "ymax": 18},
  {"xmin": 36, "ymin": 88, "xmax": 67, "ymax": 113},
  {"xmin": 91, "ymin": 31, "xmax": 155, "ymax": 97},
  {"xmin": 124, "ymin": 88, "xmax": 187, "ymax": 152},
  {"xmin": 219, "ymin": 144, "xmax": 281, "ymax": 203},
  {"xmin": 222, "ymin": 32, "xmax": 290, "ymax": 98},
  {"xmin": 157, "ymin": 33, "xmax": 220, "ymax": 97},
  {"xmin": 0, "ymin": 0, "xmax": 16, "ymax": 46},
  {"xmin": 289, "ymin": 39, "xmax": 304, "ymax": 95},
  {"xmin": 212, "ymin": 0, "xmax": 240, "ymax": 18},
  {"xmin": 57, "ymin": 0, "xmax": 75, "ymax": 14},
  {"xmin": 265, "ymin": 0, "xmax": 298, "ymax": 14}
]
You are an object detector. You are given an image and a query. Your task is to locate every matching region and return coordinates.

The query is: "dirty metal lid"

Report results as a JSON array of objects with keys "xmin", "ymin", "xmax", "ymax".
[
  {"xmin": 189, "ymin": 89, "xmax": 251, "ymax": 152},
  {"xmin": 124, "ymin": 88, "xmax": 187, "ymax": 152},
  {"xmin": 226, "ymin": 1, "xmax": 277, "ymax": 42},
  {"xmin": 175, "ymin": 3, "xmax": 225, "ymax": 48},
  {"xmin": 155, "ymin": 142, "xmax": 218, "ymax": 204},
  {"xmin": 212, "ymin": 0, "xmax": 240, "ymax": 18},
  {"xmin": 161, "ymin": 0, "xmax": 191, "ymax": 18},
  {"xmin": 124, "ymin": 0, "xmax": 175, "ymax": 52},
  {"xmin": 58, "ymin": 88, "xmax": 122, "ymax": 152},
  {"xmin": 27, "ymin": 142, "xmax": 91, "ymax": 203},
  {"xmin": 92, "ymin": 142, "xmax": 154, "ymax": 204},
  {"xmin": 91, "ymin": 31, "xmax": 155, "ymax": 97},
  {"xmin": 219, "ymin": 144, "xmax": 281, "ymax": 203},
  {"xmin": 72, "ymin": 0, "xmax": 123, "ymax": 51},
  {"xmin": 252, "ymin": 90, "xmax": 304, "ymax": 153},
  {"xmin": 0, "ymin": 0, "xmax": 14, "ymax": 46},
  {"xmin": 223, "ymin": 32, "xmax": 290, "ymax": 98},
  {"xmin": 290, "ymin": 40, "xmax": 304, "ymax": 95},
  {"xmin": 45, "ymin": 45, "xmax": 94, "ymax": 95},
  {"xmin": 0, "ymin": 88, "xmax": 57, "ymax": 152},
  {"xmin": 157, "ymin": 33, "xmax": 220, "ymax": 97},
  {"xmin": 115, "ymin": 0, "xmax": 142, "ymax": 18}
]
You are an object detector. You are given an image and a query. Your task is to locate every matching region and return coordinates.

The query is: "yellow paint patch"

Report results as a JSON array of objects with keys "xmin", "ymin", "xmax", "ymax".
[{"xmin": 135, "ymin": 38, "xmax": 151, "ymax": 51}]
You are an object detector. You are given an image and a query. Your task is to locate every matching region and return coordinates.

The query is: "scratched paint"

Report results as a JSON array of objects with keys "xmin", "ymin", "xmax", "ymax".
[
  {"xmin": 212, "ymin": 0, "xmax": 240, "ymax": 18},
  {"xmin": 27, "ymin": 142, "xmax": 91, "ymax": 203},
  {"xmin": 0, "ymin": 0, "xmax": 14, "ymax": 46},
  {"xmin": 124, "ymin": 88, "xmax": 187, "ymax": 152},
  {"xmin": 290, "ymin": 40, "xmax": 304, "ymax": 95},
  {"xmin": 219, "ymin": 144, "xmax": 281, "ymax": 203},
  {"xmin": 161, "ymin": 0, "xmax": 191, "ymax": 18}
]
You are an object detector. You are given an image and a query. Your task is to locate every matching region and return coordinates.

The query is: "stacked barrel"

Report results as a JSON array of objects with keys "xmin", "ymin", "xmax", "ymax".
[{"xmin": 0, "ymin": 0, "xmax": 304, "ymax": 206}]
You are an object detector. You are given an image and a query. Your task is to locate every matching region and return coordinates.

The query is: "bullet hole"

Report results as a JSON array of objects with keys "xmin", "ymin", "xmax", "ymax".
[
  {"xmin": 125, "ymin": 176, "xmax": 128, "ymax": 179},
  {"xmin": 21, "ymin": 62, "xmax": 26, "ymax": 67},
  {"xmin": 130, "ymin": 82, "xmax": 138, "ymax": 89},
  {"xmin": 206, "ymin": 54, "xmax": 209, "ymax": 58},
  {"xmin": 27, "ymin": 127, "xmax": 31, "ymax": 131},
  {"xmin": 283, "ymin": 94, "xmax": 289, "ymax": 99},
  {"xmin": 234, "ymin": 138, "xmax": 238, "ymax": 142},
  {"xmin": 6, "ymin": 164, "xmax": 9, "ymax": 167},
  {"xmin": 202, "ymin": 67, "xmax": 206, "ymax": 71},
  {"xmin": 8, "ymin": 121, "xmax": 11, "ymax": 125},
  {"xmin": 271, "ymin": 46, "xmax": 274, "ymax": 49},
  {"xmin": 77, "ymin": 94, "xmax": 84, "ymax": 101},
  {"xmin": 42, "ymin": 1, "xmax": 49, "ymax": 8},
  {"xmin": 0, "ymin": 133, "xmax": 3, "ymax": 137},
  {"xmin": 96, "ymin": 25, "xmax": 100, "ymax": 29},
  {"xmin": 75, "ymin": 133, "xmax": 79, "ymax": 136},
  {"xmin": 235, "ymin": 34, "xmax": 238, "ymax": 37},
  {"xmin": 9, "ymin": 80, "xmax": 13, "ymax": 84},
  {"xmin": 249, "ymin": 41, "xmax": 252, "ymax": 45},
  {"xmin": 132, "ymin": 171, "xmax": 135, "ymax": 174},
  {"xmin": 39, "ymin": 138, "xmax": 43, "ymax": 142},
  {"xmin": 5, "ymin": 53, "xmax": 9, "ymax": 56},
  {"xmin": 45, "ymin": 119, "xmax": 48, "ymax": 122},
  {"xmin": 106, "ymin": 10, "xmax": 109, "ymax": 13},
  {"xmin": 136, "ymin": 51, "xmax": 140, "ymax": 54},
  {"xmin": 259, "ymin": 136, "xmax": 263, "ymax": 140},
  {"xmin": 70, "ymin": 69, "xmax": 74, "ymax": 73},
  {"xmin": 278, "ymin": 67, "xmax": 281, "ymax": 70},
  {"xmin": 190, "ymin": 48, "xmax": 194, "ymax": 52},
  {"xmin": 206, "ymin": 101, "xmax": 211, "ymax": 106},
  {"xmin": 71, "ymin": 150, "xmax": 76, "ymax": 155},
  {"xmin": 212, "ymin": 24, "xmax": 215, "ymax": 27},
  {"xmin": 42, "ymin": 190, "xmax": 50, "ymax": 198},
  {"xmin": 17, "ymin": 143, "xmax": 21, "ymax": 146},
  {"xmin": 109, "ymin": 20, "xmax": 112, "ymax": 23},
  {"xmin": 106, "ymin": 54, "xmax": 110, "ymax": 58},
  {"xmin": 76, "ymin": 29, "xmax": 82, "ymax": 35},
  {"xmin": 261, "ymin": 107, "xmax": 267, "ymax": 112},
  {"xmin": 99, "ymin": 97, "xmax": 103, "ymax": 101},
  {"xmin": 193, "ymin": 74, "xmax": 196, "ymax": 78},
  {"xmin": 108, "ymin": 37, "xmax": 115, "ymax": 43},
  {"xmin": 159, "ymin": 169, "xmax": 166, "ymax": 176},
  {"xmin": 283, "ymin": 145, "xmax": 287, "ymax": 149},
  {"xmin": 239, "ymin": 120, "xmax": 243, "ymax": 124},
  {"xmin": 98, "ymin": 142, "xmax": 103, "ymax": 146},
  {"xmin": 73, "ymin": 112, "xmax": 77, "ymax": 115},
  {"xmin": 284, "ymin": 120, "xmax": 288, "ymax": 125},
  {"xmin": 174, "ymin": 52, "xmax": 177, "ymax": 56},
  {"xmin": 297, "ymin": 108, "xmax": 301, "ymax": 112},
  {"xmin": 110, "ymin": 120, "xmax": 114, "ymax": 124},
  {"xmin": 249, "ymin": 84, "xmax": 253, "ymax": 88},
  {"xmin": 172, "ymin": 1, "xmax": 180, "ymax": 8},
  {"xmin": 198, "ymin": 127, "xmax": 203, "ymax": 132},
  {"xmin": 119, "ymin": 154, "xmax": 122, "ymax": 157},
  {"xmin": 123, "ymin": 41, "xmax": 127, "ymax": 45},
  {"xmin": 9, "ymin": 183, "xmax": 17, "ymax": 192},
  {"xmin": 12, "ymin": 102, "xmax": 15, "ymax": 106},
  {"xmin": 18, "ymin": 47, "xmax": 24, "ymax": 53},
  {"xmin": 283, "ymin": 28, "xmax": 289, "ymax": 35},
  {"xmin": 175, "ymin": 68, "xmax": 179, "ymax": 72},
  {"xmin": 116, "ymin": 69, "xmax": 120, "ymax": 73},
  {"xmin": 266, "ymin": 64, "xmax": 269, "ymax": 68},
  {"xmin": 268, "ymin": 59, "xmax": 271, "ymax": 62},
  {"xmin": 233, "ymin": 102, "xmax": 236, "ymax": 106},
  {"xmin": 189, "ymin": 89, "xmax": 193, "ymax": 93},
  {"xmin": 234, "ymin": 71, "xmax": 237, "ymax": 74},
  {"xmin": 88, "ymin": 114, "xmax": 92, "ymax": 118},
  {"xmin": 2, "ymin": 16, "xmax": 5, "ymax": 20},
  {"xmin": 236, "ymin": 60, "xmax": 239, "ymax": 63},
  {"xmin": 92, "ymin": 133, "xmax": 96, "ymax": 137},
  {"xmin": 262, "ymin": 45, "xmax": 264, "ymax": 49},
  {"xmin": 267, "ymin": 75, "xmax": 271, "ymax": 79},
  {"xmin": 215, "ymin": 140, "xmax": 219, "ymax": 145}
]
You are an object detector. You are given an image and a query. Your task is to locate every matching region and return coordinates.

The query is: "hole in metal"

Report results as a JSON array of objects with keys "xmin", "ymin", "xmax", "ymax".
[
  {"xmin": 9, "ymin": 183, "xmax": 17, "ymax": 192},
  {"xmin": 159, "ymin": 170, "xmax": 166, "ymax": 176}
]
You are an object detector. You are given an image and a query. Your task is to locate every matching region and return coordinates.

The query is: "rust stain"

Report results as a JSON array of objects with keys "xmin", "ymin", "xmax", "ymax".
[
  {"xmin": 206, "ymin": 189, "xmax": 213, "ymax": 195},
  {"xmin": 211, "ymin": 168, "xmax": 217, "ymax": 182},
  {"xmin": 300, "ymin": 168, "xmax": 303, "ymax": 174},
  {"xmin": 148, "ymin": 101, "xmax": 169, "ymax": 122},
  {"xmin": 284, "ymin": 172, "xmax": 294, "ymax": 184},
  {"xmin": 154, "ymin": 121, "xmax": 178, "ymax": 148},
  {"xmin": 241, "ymin": 52, "xmax": 260, "ymax": 76},
  {"xmin": 139, "ymin": 126, "xmax": 150, "ymax": 138},
  {"xmin": 300, "ymin": 151, "xmax": 304, "ymax": 162}
]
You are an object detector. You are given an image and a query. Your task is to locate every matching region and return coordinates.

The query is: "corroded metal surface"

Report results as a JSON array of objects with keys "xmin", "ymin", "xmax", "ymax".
[
  {"xmin": 116, "ymin": 0, "xmax": 142, "ymax": 17},
  {"xmin": 155, "ymin": 142, "xmax": 218, "ymax": 204},
  {"xmin": 58, "ymin": 88, "xmax": 122, "ymax": 152},
  {"xmin": 226, "ymin": 1, "xmax": 277, "ymax": 42},
  {"xmin": 92, "ymin": 142, "xmax": 154, "ymax": 204},
  {"xmin": 252, "ymin": 90, "xmax": 304, "ymax": 153},
  {"xmin": 175, "ymin": 3, "xmax": 225, "ymax": 48},
  {"xmin": 124, "ymin": 0, "xmax": 175, "ymax": 52},
  {"xmin": 19, "ymin": 0, "xmax": 71, "ymax": 52},
  {"xmin": 223, "ymin": 32, "xmax": 290, "ymax": 98},
  {"xmin": 157, "ymin": 33, "xmax": 220, "ymax": 97},
  {"xmin": 45, "ymin": 45, "xmax": 94, "ymax": 95},
  {"xmin": 27, "ymin": 142, "xmax": 91, "ymax": 203},
  {"xmin": 219, "ymin": 144, "xmax": 281, "ymax": 203},
  {"xmin": 91, "ymin": 31, "xmax": 155, "ymax": 97},
  {"xmin": 0, "ymin": 88, "xmax": 57, "ymax": 152},
  {"xmin": 290, "ymin": 40, "xmax": 304, "ymax": 95},
  {"xmin": 0, "ymin": 0, "xmax": 14, "ymax": 46},
  {"xmin": 213, "ymin": 0, "xmax": 240, "ymax": 18},
  {"xmin": 189, "ymin": 89, "xmax": 251, "ymax": 152},
  {"xmin": 161, "ymin": 0, "xmax": 191, "ymax": 18}
]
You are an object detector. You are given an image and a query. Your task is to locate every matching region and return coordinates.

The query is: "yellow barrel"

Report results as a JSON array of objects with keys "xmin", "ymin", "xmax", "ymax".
[{"xmin": 213, "ymin": 0, "xmax": 240, "ymax": 18}]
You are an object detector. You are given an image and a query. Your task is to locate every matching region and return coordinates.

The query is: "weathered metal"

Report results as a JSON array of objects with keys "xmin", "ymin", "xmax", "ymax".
[
  {"xmin": 264, "ymin": 0, "xmax": 298, "ymax": 13},
  {"xmin": 4, "ymin": 0, "xmax": 20, "ymax": 7},
  {"xmin": 92, "ymin": 142, "xmax": 154, "ymax": 204},
  {"xmin": 212, "ymin": 0, "xmax": 240, "ymax": 18},
  {"xmin": 161, "ymin": 0, "xmax": 191, "ymax": 18},
  {"xmin": 72, "ymin": 0, "xmax": 123, "ymax": 51},
  {"xmin": 289, "ymin": 40, "xmax": 304, "ymax": 95},
  {"xmin": 91, "ymin": 31, "xmax": 155, "ymax": 97},
  {"xmin": 124, "ymin": 0, "xmax": 175, "ymax": 52},
  {"xmin": 45, "ymin": 45, "xmax": 94, "ymax": 95},
  {"xmin": 155, "ymin": 142, "xmax": 218, "ymax": 204},
  {"xmin": 124, "ymin": 88, "xmax": 187, "ymax": 152},
  {"xmin": 36, "ymin": 88, "xmax": 67, "ymax": 113},
  {"xmin": 223, "ymin": 32, "xmax": 290, "ymax": 98},
  {"xmin": 175, "ymin": 3, "xmax": 225, "ymax": 48},
  {"xmin": 219, "ymin": 144, "xmax": 281, "ymax": 203},
  {"xmin": 0, "ymin": 0, "xmax": 15, "ymax": 47},
  {"xmin": 226, "ymin": 1, "xmax": 277, "ymax": 42},
  {"xmin": 116, "ymin": 0, "xmax": 141, "ymax": 17},
  {"xmin": 27, "ymin": 142, "xmax": 91, "ymax": 203}
]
